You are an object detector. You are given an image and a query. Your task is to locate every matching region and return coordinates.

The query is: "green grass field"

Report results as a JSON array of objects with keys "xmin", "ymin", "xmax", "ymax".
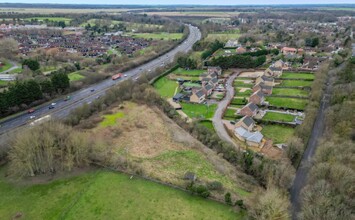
[
  {"xmin": 128, "ymin": 32, "xmax": 183, "ymax": 40},
  {"xmin": 0, "ymin": 80, "xmax": 9, "ymax": 86},
  {"xmin": 100, "ymin": 111, "xmax": 125, "ymax": 127},
  {"xmin": 233, "ymin": 80, "xmax": 253, "ymax": 88},
  {"xmin": 0, "ymin": 169, "xmax": 240, "ymax": 219},
  {"xmin": 235, "ymin": 89, "xmax": 252, "ymax": 97},
  {"xmin": 173, "ymin": 68, "xmax": 204, "ymax": 76},
  {"xmin": 231, "ymin": 98, "xmax": 247, "ymax": 105},
  {"xmin": 198, "ymin": 120, "xmax": 214, "ymax": 131},
  {"xmin": 281, "ymin": 72, "xmax": 315, "ymax": 80},
  {"xmin": 8, "ymin": 67, "xmax": 22, "ymax": 74},
  {"xmin": 205, "ymin": 32, "xmax": 241, "ymax": 42},
  {"xmin": 266, "ymin": 97, "xmax": 308, "ymax": 110},
  {"xmin": 0, "ymin": 61, "xmax": 12, "ymax": 72},
  {"xmin": 262, "ymin": 112, "xmax": 296, "ymax": 122},
  {"xmin": 181, "ymin": 103, "xmax": 217, "ymax": 119},
  {"xmin": 183, "ymin": 82, "xmax": 202, "ymax": 88},
  {"xmin": 224, "ymin": 108, "xmax": 237, "ymax": 118},
  {"xmin": 68, "ymin": 72, "xmax": 85, "ymax": 81},
  {"xmin": 272, "ymin": 88, "xmax": 309, "ymax": 97},
  {"xmin": 26, "ymin": 17, "xmax": 72, "ymax": 24},
  {"xmin": 278, "ymin": 80, "xmax": 313, "ymax": 87},
  {"xmin": 261, "ymin": 124, "xmax": 295, "ymax": 144},
  {"xmin": 153, "ymin": 77, "xmax": 178, "ymax": 98}
]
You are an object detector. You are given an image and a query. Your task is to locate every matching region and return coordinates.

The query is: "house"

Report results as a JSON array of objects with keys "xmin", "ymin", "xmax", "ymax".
[
  {"xmin": 190, "ymin": 89, "xmax": 206, "ymax": 103},
  {"xmin": 203, "ymin": 83, "xmax": 214, "ymax": 96},
  {"xmin": 273, "ymin": 59, "xmax": 288, "ymax": 69},
  {"xmin": 236, "ymin": 46, "xmax": 246, "ymax": 54},
  {"xmin": 234, "ymin": 126, "xmax": 264, "ymax": 147},
  {"xmin": 239, "ymin": 102, "xmax": 258, "ymax": 117},
  {"xmin": 225, "ymin": 39, "xmax": 240, "ymax": 48},
  {"xmin": 253, "ymin": 83, "xmax": 273, "ymax": 95},
  {"xmin": 235, "ymin": 116, "xmax": 255, "ymax": 131},
  {"xmin": 207, "ymin": 66, "xmax": 222, "ymax": 76},
  {"xmin": 249, "ymin": 90, "xmax": 265, "ymax": 105},
  {"xmin": 173, "ymin": 93, "xmax": 184, "ymax": 102},
  {"xmin": 255, "ymin": 75, "xmax": 274, "ymax": 87},
  {"xmin": 264, "ymin": 67, "xmax": 283, "ymax": 77},
  {"xmin": 281, "ymin": 47, "xmax": 297, "ymax": 55}
]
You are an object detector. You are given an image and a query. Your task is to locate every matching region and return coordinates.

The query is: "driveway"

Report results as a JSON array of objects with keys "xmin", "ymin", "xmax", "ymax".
[
  {"xmin": 0, "ymin": 60, "xmax": 19, "ymax": 74},
  {"xmin": 212, "ymin": 70, "xmax": 240, "ymax": 149}
]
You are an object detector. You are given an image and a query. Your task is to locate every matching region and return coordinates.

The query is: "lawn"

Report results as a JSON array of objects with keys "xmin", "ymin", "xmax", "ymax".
[
  {"xmin": 278, "ymin": 80, "xmax": 313, "ymax": 87},
  {"xmin": 198, "ymin": 120, "xmax": 214, "ymax": 131},
  {"xmin": 183, "ymin": 82, "xmax": 202, "ymax": 88},
  {"xmin": 173, "ymin": 68, "xmax": 204, "ymax": 76},
  {"xmin": 181, "ymin": 103, "xmax": 217, "ymax": 119},
  {"xmin": 266, "ymin": 97, "xmax": 308, "ymax": 110},
  {"xmin": 233, "ymin": 80, "xmax": 253, "ymax": 88},
  {"xmin": 235, "ymin": 89, "xmax": 252, "ymax": 97},
  {"xmin": 100, "ymin": 111, "xmax": 125, "ymax": 127},
  {"xmin": 153, "ymin": 77, "xmax": 178, "ymax": 98},
  {"xmin": 272, "ymin": 88, "xmax": 309, "ymax": 97},
  {"xmin": 223, "ymin": 108, "xmax": 237, "ymax": 119},
  {"xmin": 281, "ymin": 72, "xmax": 315, "ymax": 80},
  {"xmin": 68, "ymin": 72, "xmax": 85, "ymax": 81},
  {"xmin": 128, "ymin": 32, "xmax": 183, "ymax": 40},
  {"xmin": 231, "ymin": 98, "xmax": 247, "ymax": 105},
  {"xmin": 262, "ymin": 112, "xmax": 296, "ymax": 123},
  {"xmin": 0, "ymin": 169, "xmax": 241, "ymax": 219},
  {"xmin": 261, "ymin": 124, "xmax": 295, "ymax": 144},
  {"xmin": 8, "ymin": 67, "xmax": 22, "ymax": 74},
  {"xmin": 0, "ymin": 80, "xmax": 8, "ymax": 86},
  {"xmin": 0, "ymin": 61, "xmax": 12, "ymax": 72}
]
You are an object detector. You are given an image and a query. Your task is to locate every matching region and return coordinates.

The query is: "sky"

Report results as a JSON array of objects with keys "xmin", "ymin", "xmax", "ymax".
[{"xmin": 2, "ymin": 0, "xmax": 355, "ymax": 5}]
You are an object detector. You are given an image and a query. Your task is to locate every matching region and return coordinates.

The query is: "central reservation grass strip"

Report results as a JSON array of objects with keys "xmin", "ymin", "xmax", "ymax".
[{"xmin": 181, "ymin": 103, "xmax": 217, "ymax": 119}]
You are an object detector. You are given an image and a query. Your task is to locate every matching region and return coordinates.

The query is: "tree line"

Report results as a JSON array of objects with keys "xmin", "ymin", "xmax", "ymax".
[{"xmin": 209, "ymin": 54, "xmax": 266, "ymax": 69}]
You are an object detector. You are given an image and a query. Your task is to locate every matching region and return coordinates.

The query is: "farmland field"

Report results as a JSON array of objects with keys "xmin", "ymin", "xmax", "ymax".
[
  {"xmin": 205, "ymin": 31, "xmax": 241, "ymax": 42},
  {"xmin": 25, "ymin": 17, "xmax": 72, "ymax": 24},
  {"xmin": 261, "ymin": 124, "xmax": 295, "ymax": 144},
  {"xmin": 266, "ymin": 97, "xmax": 308, "ymax": 110},
  {"xmin": 262, "ymin": 112, "xmax": 296, "ymax": 122},
  {"xmin": 173, "ymin": 68, "xmax": 204, "ymax": 76},
  {"xmin": 278, "ymin": 80, "xmax": 313, "ymax": 87},
  {"xmin": 153, "ymin": 77, "xmax": 178, "ymax": 98},
  {"xmin": 128, "ymin": 32, "xmax": 183, "ymax": 40},
  {"xmin": 0, "ymin": 169, "xmax": 241, "ymax": 220},
  {"xmin": 68, "ymin": 72, "xmax": 85, "ymax": 81},
  {"xmin": 281, "ymin": 72, "xmax": 315, "ymax": 80},
  {"xmin": 272, "ymin": 88, "xmax": 309, "ymax": 97},
  {"xmin": 181, "ymin": 103, "xmax": 217, "ymax": 119}
]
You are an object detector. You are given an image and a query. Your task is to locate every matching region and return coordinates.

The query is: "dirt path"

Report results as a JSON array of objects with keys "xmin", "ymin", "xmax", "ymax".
[
  {"xmin": 290, "ymin": 64, "xmax": 342, "ymax": 219},
  {"xmin": 212, "ymin": 71, "xmax": 240, "ymax": 149}
]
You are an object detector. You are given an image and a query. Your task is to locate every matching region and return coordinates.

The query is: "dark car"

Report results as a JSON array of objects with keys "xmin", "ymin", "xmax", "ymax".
[
  {"xmin": 90, "ymin": 89, "xmax": 95, "ymax": 92},
  {"xmin": 49, "ymin": 106, "xmax": 55, "ymax": 109}
]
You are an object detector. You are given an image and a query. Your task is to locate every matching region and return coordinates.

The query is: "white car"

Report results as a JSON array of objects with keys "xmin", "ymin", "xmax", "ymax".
[
  {"xmin": 124, "ymin": 74, "xmax": 128, "ymax": 77},
  {"xmin": 51, "ymin": 102, "xmax": 56, "ymax": 106},
  {"xmin": 29, "ymin": 115, "xmax": 36, "ymax": 119}
]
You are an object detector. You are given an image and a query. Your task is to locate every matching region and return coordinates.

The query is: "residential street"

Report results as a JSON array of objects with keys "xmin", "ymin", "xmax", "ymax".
[{"xmin": 212, "ymin": 71, "xmax": 240, "ymax": 149}]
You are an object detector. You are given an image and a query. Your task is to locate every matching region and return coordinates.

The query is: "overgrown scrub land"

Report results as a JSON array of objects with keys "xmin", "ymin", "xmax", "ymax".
[
  {"xmin": 0, "ymin": 169, "xmax": 239, "ymax": 219},
  {"xmin": 299, "ymin": 59, "xmax": 355, "ymax": 219}
]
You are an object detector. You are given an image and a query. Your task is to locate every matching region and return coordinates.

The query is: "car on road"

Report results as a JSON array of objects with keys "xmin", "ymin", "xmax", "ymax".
[
  {"xmin": 90, "ymin": 89, "xmax": 95, "ymax": 92},
  {"xmin": 49, "ymin": 106, "xmax": 55, "ymax": 109},
  {"xmin": 51, "ymin": 102, "xmax": 56, "ymax": 106},
  {"xmin": 29, "ymin": 115, "xmax": 36, "ymax": 119},
  {"xmin": 124, "ymin": 74, "xmax": 128, "ymax": 77},
  {"xmin": 27, "ymin": 108, "xmax": 35, "ymax": 114},
  {"xmin": 64, "ymin": 96, "xmax": 71, "ymax": 101}
]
